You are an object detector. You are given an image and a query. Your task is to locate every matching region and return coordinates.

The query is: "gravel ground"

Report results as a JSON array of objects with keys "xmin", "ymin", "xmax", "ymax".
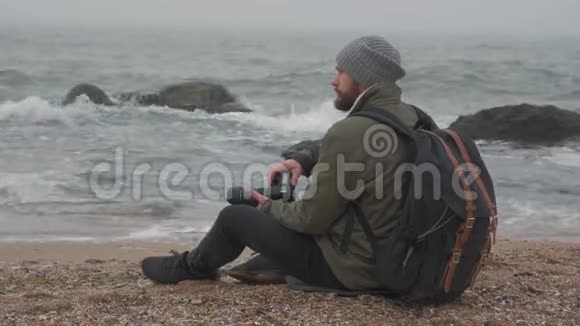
[{"xmin": 0, "ymin": 239, "xmax": 578, "ymax": 325}]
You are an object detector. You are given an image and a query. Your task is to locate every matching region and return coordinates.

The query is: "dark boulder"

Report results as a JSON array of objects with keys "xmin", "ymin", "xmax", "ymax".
[
  {"xmin": 158, "ymin": 81, "xmax": 251, "ymax": 113},
  {"xmin": 449, "ymin": 103, "xmax": 580, "ymax": 144},
  {"xmin": 115, "ymin": 92, "xmax": 160, "ymax": 106},
  {"xmin": 62, "ymin": 83, "xmax": 115, "ymax": 106},
  {"xmin": 62, "ymin": 81, "xmax": 252, "ymax": 113}
]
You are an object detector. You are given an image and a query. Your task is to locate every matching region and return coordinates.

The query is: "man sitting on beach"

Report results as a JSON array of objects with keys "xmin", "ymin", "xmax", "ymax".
[{"xmin": 141, "ymin": 35, "xmax": 419, "ymax": 291}]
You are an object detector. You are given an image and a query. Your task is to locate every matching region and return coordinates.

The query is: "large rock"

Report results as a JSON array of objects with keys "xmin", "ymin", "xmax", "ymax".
[
  {"xmin": 62, "ymin": 83, "xmax": 115, "ymax": 106},
  {"xmin": 157, "ymin": 81, "xmax": 251, "ymax": 113},
  {"xmin": 115, "ymin": 92, "xmax": 160, "ymax": 106},
  {"xmin": 62, "ymin": 81, "xmax": 252, "ymax": 113},
  {"xmin": 449, "ymin": 103, "xmax": 580, "ymax": 144}
]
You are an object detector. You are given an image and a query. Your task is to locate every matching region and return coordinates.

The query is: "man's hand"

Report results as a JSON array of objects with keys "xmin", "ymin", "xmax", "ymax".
[
  {"xmin": 267, "ymin": 159, "xmax": 303, "ymax": 187},
  {"xmin": 250, "ymin": 190, "xmax": 268, "ymax": 209}
]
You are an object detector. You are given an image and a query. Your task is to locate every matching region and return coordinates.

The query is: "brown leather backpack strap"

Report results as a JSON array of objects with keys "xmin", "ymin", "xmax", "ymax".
[
  {"xmin": 442, "ymin": 129, "xmax": 498, "ymax": 288},
  {"xmin": 442, "ymin": 129, "xmax": 498, "ymax": 243},
  {"xmin": 420, "ymin": 130, "xmax": 476, "ymax": 293}
]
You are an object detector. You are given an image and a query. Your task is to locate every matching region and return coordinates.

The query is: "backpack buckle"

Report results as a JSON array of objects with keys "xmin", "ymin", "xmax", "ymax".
[
  {"xmin": 451, "ymin": 250, "xmax": 462, "ymax": 264},
  {"xmin": 465, "ymin": 217, "xmax": 476, "ymax": 229}
]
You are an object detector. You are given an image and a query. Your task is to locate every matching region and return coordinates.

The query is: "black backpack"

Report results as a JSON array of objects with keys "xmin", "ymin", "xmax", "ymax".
[{"xmin": 348, "ymin": 106, "xmax": 498, "ymax": 303}]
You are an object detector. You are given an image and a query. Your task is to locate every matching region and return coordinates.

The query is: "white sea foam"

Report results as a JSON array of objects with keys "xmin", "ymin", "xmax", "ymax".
[
  {"xmin": 497, "ymin": 197, "xmax": 580, "ymax": 237},
  {"xmin": 0, "ymin": 235, "xmax": 98, "ymax": 243},
  {"xmin": 0, "ymin": 172, "xmax": 64, "ymax": 205},
  {"xmin": 132, "ymin": 99, "xmax": 344, "ymax": 135},
  {"xmin": 0, "ymin": 96, "xmax": 108, "ymax": 126},
  {"xmin": 546, "ymin": 147, "xmax": 580, "ymax": 168},
  {"xmin": 121, "ymin": 224, "xmax": 210, "ymax": 241}
]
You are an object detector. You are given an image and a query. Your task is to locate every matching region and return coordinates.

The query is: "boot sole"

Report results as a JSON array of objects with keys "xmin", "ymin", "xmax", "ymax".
[{"xmin": 223, "ymin": 269, "xmax": 287, "ymax": 284}]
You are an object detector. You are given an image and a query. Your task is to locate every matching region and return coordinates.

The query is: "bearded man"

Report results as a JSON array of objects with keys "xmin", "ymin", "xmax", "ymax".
[{"xmin": 141, "ymin": 35, "xmax": 421, "ymax": 292}]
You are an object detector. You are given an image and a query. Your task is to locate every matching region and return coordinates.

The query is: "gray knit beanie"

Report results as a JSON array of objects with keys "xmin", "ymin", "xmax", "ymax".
[{"xmin": 336, "ymin": 35, "xmax": 406, "ymax": 86}]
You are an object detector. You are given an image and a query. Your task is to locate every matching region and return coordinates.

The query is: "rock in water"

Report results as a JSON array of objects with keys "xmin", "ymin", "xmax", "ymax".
[
  {"xmin": 62, "ymin": 83, "xmax": 115, "ymax": 106},
  {"xmin": 115, "ymin": 92, "xmax": 161, "ymax": 106},
  {"xmin": 157, "ymin": 81, "xmax": 252, "ymax": 113},
  {"xmin": 208, "ymin": 102, "xmax": 253, "ymax": 114},
  {"xmin": 449, "ymin": 103, "xmax": 580, "ymax": 145},
  {"xmin": 62, "ymin": 81, "xmax": 252, "ymax": 113}
]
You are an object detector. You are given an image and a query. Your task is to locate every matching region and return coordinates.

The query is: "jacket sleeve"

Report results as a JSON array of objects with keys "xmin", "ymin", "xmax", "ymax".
[
  {"xmin": 260, "ymin": 124, "xmax": 365, "ymax": 234},
  {"xmin": 281, "ymin": 139, "xmax": 321, "ymax": 177}
]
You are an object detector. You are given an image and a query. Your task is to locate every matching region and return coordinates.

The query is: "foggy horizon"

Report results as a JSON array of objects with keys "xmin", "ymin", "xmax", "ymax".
[{"xmin": 1, "ymin": 0, "xmax": 579, "ymax": 37}]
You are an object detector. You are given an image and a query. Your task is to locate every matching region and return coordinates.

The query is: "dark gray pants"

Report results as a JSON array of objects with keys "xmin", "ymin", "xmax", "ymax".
[{"xmin": 187, "ymin": 204, "xmax": 345, "ymax": 289}]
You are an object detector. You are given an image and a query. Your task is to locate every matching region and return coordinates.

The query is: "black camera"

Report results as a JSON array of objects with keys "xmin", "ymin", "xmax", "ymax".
[{"xmin": 226, "ymin": 172, "xmax": 295, "ymax": 207}]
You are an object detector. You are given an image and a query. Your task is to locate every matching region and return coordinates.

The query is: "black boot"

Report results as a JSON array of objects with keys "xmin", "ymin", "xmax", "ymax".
[
  {"xmin": 224, "ymin": 254, "xmax": 286, "ymax": 284},
  {"xmin": 141, "ymin": 250, "xmax": 217, "ymax": 284}
]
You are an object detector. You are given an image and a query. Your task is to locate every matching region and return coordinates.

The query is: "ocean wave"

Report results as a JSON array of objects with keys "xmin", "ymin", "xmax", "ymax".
[
  {"xmin": 407, "ymin": 59, "xmax": 573, "ymax": 95},
  {"xmin": 497, "ymin": 197, "xmax": 580, "ymax": 237},
  {"xmin": 545, "ymin": 146, "xmax": 580, "ymax": 168},
  {"xmin": 0, "ymin": 235, "xmax": 98, "ymax": 243},
  {"xmin": 0, "ymin": 172, "xmax": 64, "ymax": 205},
  {"xmin": 0, "ymin": 96, "xmax": 108, "ymax": 126},
  {"xmin": 120, "ymin": 224, "xmax": 209, "ymax": 241},
  {"xmin": 265, "ymin": 69, "xmax": 331, "ymax": 81},
  {"xmin": 133, "ymin": 99, "xmax": 343, "ymax": 136},
  {"xmin": 502, "ymin": 60, "xmax": 525, "ymax": 67},
  {"xmin": 404, "ymin": 65, "xmax": 453, "ymax": 81},
  {"xmin": 474, "ymin": 43, "xmax": 511, "ymax": 51},
  {"xmin": 528, "ymin": 67, "xmax": 569, "ymax": 79},
  {"xmin": 225, "ymin": 68, "xmax": 331, "ymax": 87},
  {"xmin": 0, "ymin": 95, "xmax": 343, "ymax": 152},
  {"xmin": 123, "ymin": 224, "xmax": 177, "ymax": 240},
  {"xmin": 0, "ymin": 69, "xmax": 32, "ymax": 86},
  {"xmin": 231, "ymin": 100, "xmax": 343, "ymax": 134},
  {"xmin": 479, "ymin": 87, "xmax": 538, "ymax": 96},
  {"xmin": 546, "ymin": 89, "xmax": 580, "ymax": 101}
]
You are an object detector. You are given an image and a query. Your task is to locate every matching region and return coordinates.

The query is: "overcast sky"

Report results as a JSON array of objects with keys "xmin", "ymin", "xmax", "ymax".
[{"xmin": 1, "ymin": 0, "xmax": 579, "ymax": 36}]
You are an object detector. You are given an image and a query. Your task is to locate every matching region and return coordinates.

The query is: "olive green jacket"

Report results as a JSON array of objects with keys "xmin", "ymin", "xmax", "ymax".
[{"xmin": 259, "ymin": 83, "xmax": 418, "ymax": 290}]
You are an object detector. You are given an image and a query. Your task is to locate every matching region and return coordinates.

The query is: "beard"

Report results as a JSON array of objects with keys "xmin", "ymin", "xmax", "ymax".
[{"xmin": 333, "ymin": 87, "xmax": 360, "ymax": 112}]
